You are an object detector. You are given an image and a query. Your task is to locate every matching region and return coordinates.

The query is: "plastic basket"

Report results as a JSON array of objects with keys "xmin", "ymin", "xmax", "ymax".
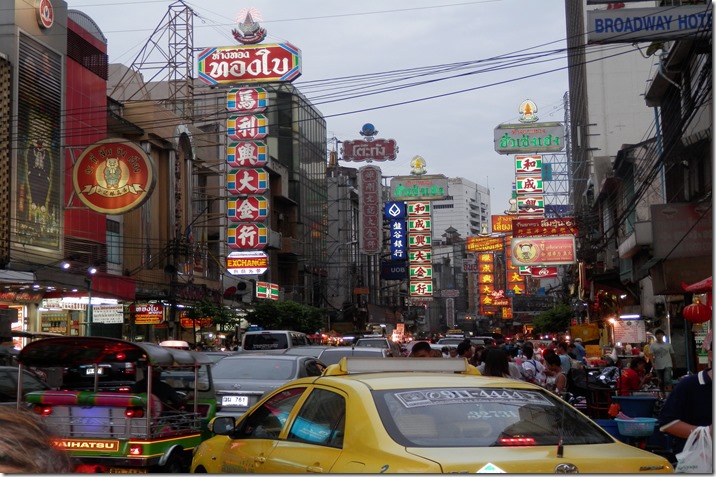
[{"xmin": 615, "ymin": 417, "xmax": 657, "ymax": 437}]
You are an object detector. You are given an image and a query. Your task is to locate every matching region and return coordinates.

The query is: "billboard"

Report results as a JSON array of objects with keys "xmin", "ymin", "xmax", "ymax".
[
  {"xmin": 510, "ymin": 237, "xmax": 576, "ymax": 266},
  {"xmin": 494, "ymin": 123, "xmax": 565, "ymax": 154},
  {"xmin": 341, "ymin": 139, "xmax": 398, "ymax": 162},
  {"xmin": 390, "ymin": 175, "xmax": 448, "ymax": 201},
  {"xmin": 198, "ymin": 43, "xmax": 301, "ymax": 85},
  {"xmin": 587, "ymin": 6, "xmax": 712, "ymax": 44}
]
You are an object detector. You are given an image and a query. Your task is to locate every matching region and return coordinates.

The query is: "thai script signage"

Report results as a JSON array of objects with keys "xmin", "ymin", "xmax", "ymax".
[
  {"xmin": 512, "ymin": 217, "xmax": 578, "ymax": 237},
  {"xmin": 92, "ymin": 305, "xmax": 124, "ymax": 324},
  {"xmin": 466, "ymin": 236, "xmax": 505, "ymax": 252},
  {"xmin": 341, "ymin": 139, "xmax": 398, "ymax": 162},
  {"xmin": 491, "ymin": 215, "xmax": 514, "ymax": 233},
  {"xmin": 390, "ymin": 176, "xmax": 448, "ymax": 201},
  {"xmin": 587, "ymin": 6, "xmax": 713, "ymax": 44},
  {"xmin": 197, "ymin": 43, "xmax": 302, "ymax": 85},
  {"xmin": 494, "ymin": 123, "xmax": 565, "ymax": 154},
  {"xmin": 130, "ymin": 303, "xmax": 163, "ymax": 325}
]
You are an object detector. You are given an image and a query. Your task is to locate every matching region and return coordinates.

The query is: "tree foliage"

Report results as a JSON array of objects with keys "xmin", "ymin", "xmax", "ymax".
[
  {"xmin": 244, "ymin": 300, "xmax": 325, "ymax": 334},
  {"xmin": 532, "ymin": 303, "xmax": 573, "ymax": 334},
  {"xmin": 184, "ymin": 299, "xmax": 239, "ymax": 328}
]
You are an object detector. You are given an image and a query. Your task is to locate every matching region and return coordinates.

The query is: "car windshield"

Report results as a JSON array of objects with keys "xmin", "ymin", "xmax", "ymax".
[
  {"xmin": 244, "ymin": 334, "xmax": 289, "ymax": 350},
  {"xmin": 212, "ymin": 358, "xmax": 297, "ymax": 380},
  {"xmin": 374, "ymin": 386, "xmax": 612, "ymax": 448}
]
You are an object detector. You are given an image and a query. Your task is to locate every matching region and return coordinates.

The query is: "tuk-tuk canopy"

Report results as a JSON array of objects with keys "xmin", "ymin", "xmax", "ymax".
[{"xmin": 17, "ymin": 337, "xmax": 213, "ymax": 368}]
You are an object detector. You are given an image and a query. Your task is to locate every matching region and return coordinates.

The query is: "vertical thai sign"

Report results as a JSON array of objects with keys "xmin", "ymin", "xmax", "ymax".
[{"xmin": 358, "ymin": 165, "xmax": 382, "ymax": 255}]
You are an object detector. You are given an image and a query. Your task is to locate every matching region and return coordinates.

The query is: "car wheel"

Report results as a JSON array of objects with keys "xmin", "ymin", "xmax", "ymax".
[{"xmin": 158, "ymin": 450, "xmax": 188, "ymax": 473}]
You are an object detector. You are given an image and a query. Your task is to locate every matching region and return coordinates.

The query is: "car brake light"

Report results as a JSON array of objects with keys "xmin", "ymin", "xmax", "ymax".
[
  {"xmin": 119, "ymin": 386, "xmax": 132, "ymax": 392},
  {"xmin": 33, "ymin": 405, "xmax": 52, "ymax": 416},
  {"xmin": 116, "ymin": 352, "xmax": 126, "ymax": 360},
  {"xmin": 129, "ymin": 444, "xmax": 143, "ymax": 455},
  {"xmin": 498, "ymin": 436, "xmax": 536, "ymax": 446},
  {"xmin": 125, "ymin": 407, "xmax": 144, "ymax": 418}
]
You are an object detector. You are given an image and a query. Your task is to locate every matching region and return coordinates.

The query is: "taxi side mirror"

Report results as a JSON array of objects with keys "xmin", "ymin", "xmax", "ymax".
[{"xmin": 209, "ymin": 416, "xmax": 235, "ymax": 435}]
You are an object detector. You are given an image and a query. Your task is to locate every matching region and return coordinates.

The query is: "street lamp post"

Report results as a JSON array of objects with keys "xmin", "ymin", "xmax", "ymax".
[{"xmin": 85, "ymin": 267, "xmax": 97, "ymax": 336}]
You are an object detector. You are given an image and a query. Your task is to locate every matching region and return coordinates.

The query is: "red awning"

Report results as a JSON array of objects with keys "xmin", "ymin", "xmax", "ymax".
[{"xmin": 682, "ymin": 276, "xmax": 712, "ymax": 293}]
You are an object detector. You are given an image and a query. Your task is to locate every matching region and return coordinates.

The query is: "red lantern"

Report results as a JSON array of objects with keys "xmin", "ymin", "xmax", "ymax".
[{"xmin": 682, "ymin": 300, "xmax": 712, "ymax": 324}]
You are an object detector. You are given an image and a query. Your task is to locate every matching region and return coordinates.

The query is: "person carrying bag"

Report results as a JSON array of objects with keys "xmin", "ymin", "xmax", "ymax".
[{"xmin": 674, "ymin": 426, "xmax": 712, "ymax": 473}]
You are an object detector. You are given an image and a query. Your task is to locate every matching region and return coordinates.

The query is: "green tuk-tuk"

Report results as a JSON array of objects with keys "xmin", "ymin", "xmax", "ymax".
[{"xmin": 16, "ymin": 336, "xmax": 217, "ymax": 473}]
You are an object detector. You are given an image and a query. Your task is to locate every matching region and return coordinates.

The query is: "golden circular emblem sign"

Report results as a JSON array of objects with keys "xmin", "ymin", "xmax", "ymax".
[{"xmin": 72, "ymin": 139, "xmax": 156, "ymax": 214}]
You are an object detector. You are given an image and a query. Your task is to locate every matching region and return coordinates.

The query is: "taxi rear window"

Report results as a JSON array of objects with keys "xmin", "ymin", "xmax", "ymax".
[{"xmin": 374, "ymin": 387, "xmax": 612, "ymax": 448}]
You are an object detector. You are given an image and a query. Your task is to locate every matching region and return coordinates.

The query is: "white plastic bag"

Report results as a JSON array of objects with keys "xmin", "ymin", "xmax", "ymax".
[{"xmin": 675, "ymin": 426, "xmax": 713, "ymax": 473}]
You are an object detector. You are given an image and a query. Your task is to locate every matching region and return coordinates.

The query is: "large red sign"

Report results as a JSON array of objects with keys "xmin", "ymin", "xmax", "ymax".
[
  {"xmin": 358, "ymin": 166, "xmax": 382, "ymax": 255},
  {"xmin": 341, "ymin": 139, "xmax": 398, "ymax": 162},
  {"xmin": 197, "ymin": 43, "xmax": 302, "ymax": 85},
  {"xmin": 512, "ymin": 217, "xmax": 578, "ymax": 237},
  {"xmin": 72, "ymin": 139, "xmax": 156, "ymax": 215},
  {"xmin": 227, "ymin": 223, "xmax": 268, "ymax": 250}
]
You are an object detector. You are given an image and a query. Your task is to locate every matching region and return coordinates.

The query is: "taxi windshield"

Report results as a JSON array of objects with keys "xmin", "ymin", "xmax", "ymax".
[{"xmin": 374, "ymin": 387, "xmax": 612, "ymax": 448}]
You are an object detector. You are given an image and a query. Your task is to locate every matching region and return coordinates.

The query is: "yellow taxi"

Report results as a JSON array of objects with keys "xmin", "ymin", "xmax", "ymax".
[{"xmin": 191, "ymin": 358, "xmax": 673, "ymax": 473}]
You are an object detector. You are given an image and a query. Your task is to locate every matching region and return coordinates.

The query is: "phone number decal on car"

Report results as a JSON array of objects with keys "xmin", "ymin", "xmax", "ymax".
[{"xmin": 394, "ymin": 389, "xmax": 554, "ymax": 408}]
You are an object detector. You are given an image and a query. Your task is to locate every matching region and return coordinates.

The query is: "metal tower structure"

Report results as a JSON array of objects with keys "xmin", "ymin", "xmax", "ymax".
[{"xmin": 108, "ymin": 0, "xmax": 194, "ymax": 120}]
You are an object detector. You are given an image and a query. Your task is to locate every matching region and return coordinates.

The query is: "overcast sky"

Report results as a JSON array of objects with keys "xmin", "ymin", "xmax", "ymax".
[{"xmin": 74, "ymin": 0, "xmax": 570, "ymax": 213}]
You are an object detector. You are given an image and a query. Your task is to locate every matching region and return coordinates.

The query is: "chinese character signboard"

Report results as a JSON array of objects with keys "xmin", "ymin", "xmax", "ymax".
[
  {"xmin": 227, "ymin": 114, "xmax": 268, "ymax": 140},
  {"xmin": 515, "ymin": 155, "xmax": 543, "ymax": 174},
  {"xmin": 517, "ymin": 196, "xmax": 545, "ymax": 215},
  {"xmin": 227, "ymin": 168, "xmax": 268, "ymax": 195},
  {"xmin": 515, "ymin": 176, "xmax": 544, "ymax": 195},
  {"xmin": 407, "ymin": 200, "xmax": 434, "ymax": 298},
  {"xmin": 227, "ymin": 141, "xmax": 268, "ymax": 167},
  {"xmin": 358, "ymin": 165, "xmax": 382, "ymax": 255},
  {"xmin": 198, "ymin": 43, "xmax": 302, "ymax": 85},
  {"xmin": 227, "ymin": 88, "xmax": 268, "ymax": 113},
  {"xmin": 227, "ymin": 195, "xmax": 268, "ymax": 222},
  {"xmin": 228, "ymin": 223, "xmax": 268, "ymax": 250}
]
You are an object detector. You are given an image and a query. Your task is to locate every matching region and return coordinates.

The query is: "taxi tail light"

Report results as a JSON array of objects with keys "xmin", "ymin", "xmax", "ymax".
[
  {"xmin": 125, "ymin": 407, "xmax": 144, "ymax": 418},
  {"xmin": 129, "ymin": 444, "xmax": 143, "ymax": 455},
  {"xmin": 124, "ymin": 362, "xmax": 135, "ymax": 375},
  {"xmin": 498, "ymin": 436, "xmax": 536, "ymax": 446},
  {"xmin": 118, "ymin": 385, "xmax": 132, "ymax": 392},
  {"xmin": 33, "ymin": 405, "xmax": 53, "ymax": 416}
]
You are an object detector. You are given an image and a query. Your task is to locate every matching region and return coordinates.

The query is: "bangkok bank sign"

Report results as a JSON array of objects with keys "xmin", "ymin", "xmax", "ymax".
[{"xmin": 197, "ymin": 43, "xmax": 302, "ymax": 85}]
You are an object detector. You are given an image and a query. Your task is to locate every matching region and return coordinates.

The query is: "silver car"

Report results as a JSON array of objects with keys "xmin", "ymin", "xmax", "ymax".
[{"xmin": 212, "ymin": 354, "xmax": 326, "ymax": 418}]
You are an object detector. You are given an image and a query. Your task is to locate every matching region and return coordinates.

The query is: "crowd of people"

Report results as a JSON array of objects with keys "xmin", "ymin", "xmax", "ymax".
[{"xmin": 408, "ymin": 336, "xmax": 588, "ymax": 397}]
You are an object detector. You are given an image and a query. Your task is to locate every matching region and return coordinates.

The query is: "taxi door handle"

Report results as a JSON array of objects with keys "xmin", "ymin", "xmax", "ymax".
[
  {"xmin": 255, "ymin": 456, "xmax": 266, "ymax": 463},
  {"xmin": 306, "ymin": 465, "xmax": 323, "ymax": 473}
]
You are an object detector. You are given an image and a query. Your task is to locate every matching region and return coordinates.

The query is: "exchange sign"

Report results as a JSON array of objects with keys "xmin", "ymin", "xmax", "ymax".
[{"xmin": 227, "ymin": 251, "xmax": 268, "ymax": 275}]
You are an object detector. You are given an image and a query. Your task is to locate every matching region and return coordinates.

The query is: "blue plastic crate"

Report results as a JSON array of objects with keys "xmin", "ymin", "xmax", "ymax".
[{"xmin": 615, "ymin": 417, "xmax": 657, "ymax": 437}]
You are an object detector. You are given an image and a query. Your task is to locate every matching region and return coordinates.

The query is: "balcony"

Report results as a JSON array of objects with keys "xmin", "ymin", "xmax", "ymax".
[
  {"xmin": 618, "ymin": 221, "xmax": 653, "ymax": 259},
  {"xmin": 279, "ymin": 236, "xmax": 303, "ymax": 255}
]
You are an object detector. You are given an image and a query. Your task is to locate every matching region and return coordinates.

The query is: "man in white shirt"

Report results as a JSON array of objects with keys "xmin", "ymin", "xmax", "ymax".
[{"xmin": 650, "ymin": 329, "xmax": 675, "ymax": 392}]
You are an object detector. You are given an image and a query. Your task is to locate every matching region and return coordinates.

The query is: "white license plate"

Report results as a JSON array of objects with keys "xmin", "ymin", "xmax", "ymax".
[
  {"xmin": 222, "ymin": 396, "xmax": 249, "ymax": 407},
  {"xmin": 85, "ymin": 368, "xmax": 104, "ymax": 375}
]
